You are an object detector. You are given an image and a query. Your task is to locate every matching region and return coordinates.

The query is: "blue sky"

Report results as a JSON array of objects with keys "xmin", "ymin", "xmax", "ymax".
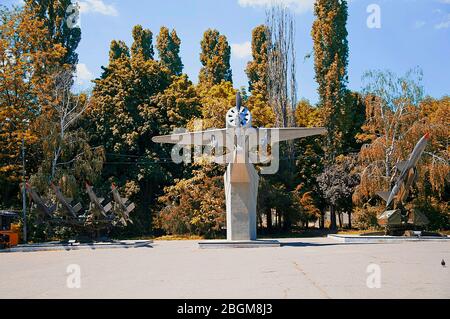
[{"xmin": 6, "ymin": 0, "xmax": 450, "ymax": 103}]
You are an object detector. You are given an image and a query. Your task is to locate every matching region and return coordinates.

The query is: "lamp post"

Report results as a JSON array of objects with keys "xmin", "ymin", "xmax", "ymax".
[{"xmin": 5, "ymin": 118, "xmax": 27, "ymax": 243}]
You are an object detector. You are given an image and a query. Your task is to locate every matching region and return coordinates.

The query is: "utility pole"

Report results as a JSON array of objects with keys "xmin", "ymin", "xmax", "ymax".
[{"xmin": 22, "ymin": 136, "xmax": 27, "ymax": 243}]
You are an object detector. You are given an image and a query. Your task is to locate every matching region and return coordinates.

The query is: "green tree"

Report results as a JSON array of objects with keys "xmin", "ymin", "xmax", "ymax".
[
  {"xmin": 199, "ymin": 29, "xmax": 232, "ymax": 86},
  {"xmin": 131, "ymin": 25, "xmax": 154, "ymax": 60},
  {"xmin": 245, "ymin": 25, "xmax": 275, "ymax": 127},
  {"xmin": 25, "ymin": 0, "xmax": 81, "ymax": 67},
  {"xmin": 312, "ymin": 0, "xmax": 349, "ymax": 158},
  {"xmin": 156, "ymin": 26, "xmax": 183, "ymax": 76},
  {"xmin": 87, "ymin": 26, "xmax": 202, "ymax": 235}
]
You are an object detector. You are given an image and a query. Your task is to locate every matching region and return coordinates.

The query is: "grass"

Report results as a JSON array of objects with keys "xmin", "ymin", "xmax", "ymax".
[{"xmin": 153, "ymin": 235, "xmax": 205, "ymax": 241}]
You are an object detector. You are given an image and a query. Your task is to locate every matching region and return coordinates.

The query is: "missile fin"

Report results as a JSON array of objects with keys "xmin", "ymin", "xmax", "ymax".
[
  {"xmin": 395, "ymin": 161, "xmax": 408, "ymax": 172},
  {"xmin": 377, "ymin": 191, "xmax": 391, "ymax": 202}
]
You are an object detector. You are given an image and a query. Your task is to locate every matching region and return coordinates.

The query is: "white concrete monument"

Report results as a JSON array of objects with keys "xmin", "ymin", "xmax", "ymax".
[{"xmin": 152, "ymin": 93, "xmax": 326, "ymax": 247}]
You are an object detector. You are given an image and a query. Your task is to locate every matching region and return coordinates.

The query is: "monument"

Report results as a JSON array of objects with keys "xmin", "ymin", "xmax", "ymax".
[
  {"xmin": 152, "ymin": 92, "xmax": 326, "ymax": 247},
  {"xmin": 377, "ymin": 133, "xmax": 430, "ymax": 235}
]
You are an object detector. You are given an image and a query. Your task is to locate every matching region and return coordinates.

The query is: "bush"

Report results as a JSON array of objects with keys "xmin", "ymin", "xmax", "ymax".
[{"xmin": 352, "ymin": 205, "xmax": 382, "ymax": 230}]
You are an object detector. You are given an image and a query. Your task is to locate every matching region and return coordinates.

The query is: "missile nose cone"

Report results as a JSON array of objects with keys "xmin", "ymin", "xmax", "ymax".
[{"xmin": 424, "ymin": 132, "xmax": 430, "ymax": 140}]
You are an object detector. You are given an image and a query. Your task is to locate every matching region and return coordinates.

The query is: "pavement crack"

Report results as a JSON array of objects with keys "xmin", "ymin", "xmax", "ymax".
[{"xmin": 293, "ymin": 261, "xmax": 331, "ymax": 299}]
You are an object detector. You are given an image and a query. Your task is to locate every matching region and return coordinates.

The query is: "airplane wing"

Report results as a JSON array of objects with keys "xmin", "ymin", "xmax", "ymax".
[
  {"xmin": 152, "ymin": 129, "xmax": 228, "ymax": 146},
  {"xmin": 255, "ymin": 127, "xmax": 327, "ymax": 142}
]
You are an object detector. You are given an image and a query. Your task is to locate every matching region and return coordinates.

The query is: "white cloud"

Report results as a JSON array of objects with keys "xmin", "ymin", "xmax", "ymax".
[
  {"xmin": 435, "ymin": 14, "xmax": 450, "ymax": 29},
  {"xmin": 237, "ymin": 0, "xmax": 315, "ymax": 14},
  {"xmin": 231, "ymin": 41, "xmax": 252, "ymax": 59},
  {"xmin": 78, "ymin": 0, "xmax": 118, "ymax": 17},
  {"xmin": 75, "ymin": 63, "xmax": 94, "ymax": 86},
  {"xmin": 413, "ymin": 20, "xmax": 426, "ymax": 29}
]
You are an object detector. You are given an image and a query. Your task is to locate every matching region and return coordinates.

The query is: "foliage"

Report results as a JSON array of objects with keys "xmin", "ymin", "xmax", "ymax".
[
  {"xmin": 25, "ymin": 0, "xmax": 81, "ymax": 67},
  {"xmin": 317, "ymin": 155, "xmax": 360, "ymax": 229},
  {"xmin": 30, "ymin": 70, "xmax": 105, "ymax": 197},
  {"xmin": 246, "ymin": 25, "xmax": 275, "ymax": 127},
  {"xmin": 86, "ymin": 26, "xmax": 173, "ymax": 234},
  {"xmin": 0, "ymin": 6, "xmax": 65, "ymax": 207},
  {"xmin": 156, "ymin": 161, "xmax": 225, "ymax": 238},
  {"xmin": 354, "ymin": 70, "xmax": 449, "ymax": 206},
  {"xmin": 352, "ymin": 205, "xmax": 382, "ymax": 230},
  {"xmin": 312, "ymin": 0, "xmax": 349, "ymax": 158},
  {"xmin": 198, "ymin": 29, "xmax": 232, "ymax": 86},
  {"xmin": 156, "ymin": 26, "xmax": 183, "ymax": 76},
  {"xmin": 131, "ymin": 25, "xmax": 154, "ymax": 60}
]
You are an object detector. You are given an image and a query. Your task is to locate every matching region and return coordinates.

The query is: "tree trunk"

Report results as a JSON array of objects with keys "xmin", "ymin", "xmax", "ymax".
[
  {"xmin": 338, "ymin": 212, "xmax": 343, "ymax": 228},
  {"xmin": 319, "ymin": 210, "xmax": 325, "ymax": 229},
  {"xmin": 348, "ymin": 211, "xmax": 352, "ymax": 229},
  {"xmin": 329, "ymin": 205, "xmax": 337, "ymax": 230},
  {"xmin": 266, "ymin": 209, "xmax": 273, "ymax": 232}
]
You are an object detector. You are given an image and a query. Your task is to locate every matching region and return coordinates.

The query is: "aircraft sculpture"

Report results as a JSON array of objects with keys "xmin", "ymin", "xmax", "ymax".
[
  {"xmin": 377, "ymin": 133, "xmax": 430, "ymax": 234},
  {"xmin": 111, "ymin": 183, "xmax": 135, "ymax": 226},
  {"xmin": 51, "ymin": 183, "xmax": 82, "ymax": 217},
  {"xmin": 85, "ymin": 183, "xmax": 112, "ymax": 217},
  {"xmin": 26, "ymin": 183, "xmax": 56, "ymax": 218},
  {"xmin": 152, "ymin": 92, "xmax": 326, "ymax": 243}
]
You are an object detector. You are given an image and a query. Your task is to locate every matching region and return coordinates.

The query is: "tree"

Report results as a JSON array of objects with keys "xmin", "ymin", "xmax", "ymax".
[
  {"xmin": 109, "ymin": 40, "xmax": 130, "ymax": 62},
  {"xmin": 295, "ymin": 99, "xmax": 322, "ymax": 128},
  {"xmin": 156, "ymin": 26, "xmax": 183, "ymax": 76},
  {"xmin": 266, "ymin": 5, "xmax": 297, "ymax": 128},
  {"xmin": 25, "ymin": 0, "xmax": 81, "ymax": 67},
  {"xmin": 317, "ymin": 155, "xmax": 360, "ymax": 229},
  {"xmin": 195, "ymin": 81, "xmax": 236, "ymax": 130},
  {"xmin": 131, "ymin": 25, "xmax": 154, "ymax": 60},
  {"xmin": 198, "ymin": 29, "xmax": 232, "ymax": 86},
  {"xmin": 29, "ymin": 70, "xmax": 104, "ymax": 195},
  {"xmin": 246, "ymin": 25, "xmax": 275, "ymax": 127},
  {"xmin": 0, "ymin": 6, "xmax": 65, "ymax": 207},
  {"xmin": 156, "ymin": 161, "xmax": 225, "ymax": 238},
  {"xmin": 312, "ymin": 0, "xmax": 349, "ymax": 158},
  {"xmin": 353, "ymin": 70, "xmax": 449, "ymax": 229},
  {"xmin": 87, "ymin": 25, "xmax": 203, "ymax": 235}
]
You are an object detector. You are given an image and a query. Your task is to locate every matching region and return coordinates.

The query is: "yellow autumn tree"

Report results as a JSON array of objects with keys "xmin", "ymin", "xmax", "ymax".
[{"xmin": 0, "ymin": 6, "xmax": 66, "ymax": 206}]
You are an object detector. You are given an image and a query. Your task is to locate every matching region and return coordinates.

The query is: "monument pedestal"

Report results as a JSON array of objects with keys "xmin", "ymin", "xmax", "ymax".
[
  {"xmin": 198, "ymin": 239, "xmax": 280, "ymax": 249},
  {"xmin": 198, "ymin": 162, "xmax": 281, "ymax": 249},
  {"xmin": 225, "ymin": 162, "xmax": 259, "ymax": 241}
]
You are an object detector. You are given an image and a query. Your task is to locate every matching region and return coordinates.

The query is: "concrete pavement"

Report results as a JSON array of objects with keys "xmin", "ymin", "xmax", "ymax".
[{"xmin": 0, "ymin": 238, "xmax": 449, "ymax": 298}]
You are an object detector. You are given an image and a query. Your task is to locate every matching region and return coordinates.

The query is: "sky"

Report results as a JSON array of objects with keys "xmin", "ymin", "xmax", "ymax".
[{"xmin": 5, "ymin": 0, "xmax": 450, "ymax": 104}]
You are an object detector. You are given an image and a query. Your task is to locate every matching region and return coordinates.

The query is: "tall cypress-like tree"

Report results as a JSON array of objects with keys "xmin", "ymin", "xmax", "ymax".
[
  {"xmin": 245, "ymin": 25, "xmax": 275, "ymax": 127},
  {"xmin": 199, "ymin": 29, "xmax": 232, "ymax": 85},
  {"xmin": 311, "ymin": 0, "xmax": 349, "ymax": 158},
  {"xmin": 25, "ymin": 0, "xmax": 81, "ymax": 67},
  {"xmin": 246, "ymin": 25, "xmax": 269, "ymax": 99},
  {"xmin": 156, "ymin": 26, "xmax": 183, "ymax": 76},
  {"xmin": 131, "ymin": 25, "xmax": 154, "ymax": 60}
]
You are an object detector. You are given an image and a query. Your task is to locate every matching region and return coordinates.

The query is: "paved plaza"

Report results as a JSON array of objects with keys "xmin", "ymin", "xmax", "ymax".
[{"xmin": 1, "ymin": 238, "xmax": 449, "ymax": 299}]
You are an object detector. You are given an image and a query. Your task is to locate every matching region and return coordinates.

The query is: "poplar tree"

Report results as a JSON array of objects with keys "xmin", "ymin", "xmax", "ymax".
[
  {"xmin": 25, "ymin": 0, "xmax": 81, "ymax": 67},
  {"xmin": 199, "ymin": 29, "xmax": 232, "ymax": 86},
  {"xmin": 131, "ymin": 25, "xmax": 154, "ymax": 60},
  {"xmin": 311, "ymin": 0, "xmax": 349, "ymax": 158},
  {"xmin": 156, "ymin": 27, "xmax": 183, "ymax": 76},
  {"xmin": 245, "ymin": 25, "xmax": 275, "ymax": 127}
]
